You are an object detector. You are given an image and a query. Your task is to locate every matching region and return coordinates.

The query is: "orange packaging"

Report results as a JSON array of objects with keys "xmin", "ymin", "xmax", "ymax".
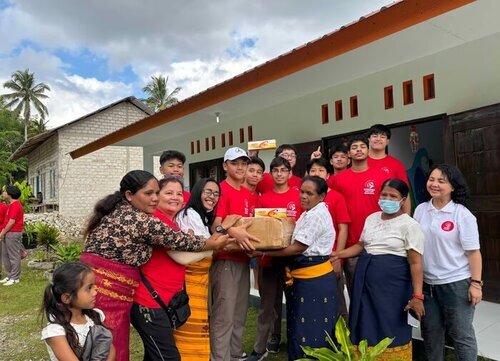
[
  {"xmin": 254, "ymin": 208, "xmax": 287, "ymax": 219},
  {"xmin": 247, "ymin": 139, "xmax": 277, "ymax": 151}
]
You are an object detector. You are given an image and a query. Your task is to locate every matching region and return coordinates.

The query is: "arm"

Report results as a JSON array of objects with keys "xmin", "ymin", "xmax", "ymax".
[
  {"xmin": 310, "ymin": 146, "xmax": 322, "ymax": 160},
  {"xmin": 404, "ymin": 249, "xmax": 425, "ymax": 319},
  {"xmin": 331, "ymin": 223, "xmax": 348, "ymax": 276},
  {"xmin": 332, "ymin": 243, "xmax": 363, "ymax": 260},
  {"xmin": 402, "ymin": 197, "xmax": 412, "ymax": 215},
  {"xmin": 213, "ymin": 216, "xmax": 259, "ymax": 251},
  {"xmin": 467, "ymin": 249, "xmax": 483, "ymax": 305},
  {"xmin": 45, "ymin": 336, "xmax": 80, "ymax": 361},
  {"xmin": 0, "ymin": 219, "xmax": 15, "ymax": 240},
  {"xmin": 264, "ymin": 241, "xmax": 308, "ymax": 257},
  {"xmin": 106, "ymin": 344, "xmax": 116, "ymax": 361}
]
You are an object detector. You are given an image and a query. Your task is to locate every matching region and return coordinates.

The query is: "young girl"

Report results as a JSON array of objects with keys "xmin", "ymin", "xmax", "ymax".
[{"xmin": 41, "ymin": 262, "xmax": 115, "ymax": 361}]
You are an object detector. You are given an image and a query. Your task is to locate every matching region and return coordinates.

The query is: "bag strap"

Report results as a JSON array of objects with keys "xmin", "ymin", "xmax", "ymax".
[{"xmin": 139, "ymin": 270, "xmax": 171, "ymax": 314}]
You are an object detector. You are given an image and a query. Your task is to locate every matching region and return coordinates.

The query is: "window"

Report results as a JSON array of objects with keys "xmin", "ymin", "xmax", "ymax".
[
  {"xmin": 205, "ymin": 137, "xmax": 209, "ymax": 151},
  {"xmin": 335, "ymin": 100, "xmax": 343, "ymax": 121},
  {"xmin": 211, "ymin": 136, "xmax": 216, "ymax": 150},
  {"xmin": 403, "ymin": 80, "xmax": 414, "ymax": 105},
  {"xmin": 321, "ymin": 104, "xmax": 329, "ymax": 124},
  {"xmin": 196, "ymin": 140, "xmax": 201, "ymax": 153},
  {"xmin": 423, "ymin": 74, "xmax": 435, "ymax": 100},
  {"xmin": 49, "ymin": 167, "xmax": 56, "ymax": 199},
  {"xmin": 190, "ymin": 141, "xmax": 194, "ymax": 154},
  {"xmin": 384, "ymin": 86, "xmax": 394, "ymax": 109},
  {"xmin": 247, "ymin": 126, "xmax": 253, "ymax": 141},
  {"xmin": 350, "ymin": 96, "xmax": 358, "ymax": 117},
  {"xmin": 221, "ymin": 133, "xmax": 226, "ymax": 147},
  {"xmin": 239, "ymin": 128, "xmax": 244, "ymax": 143},
  {"xmin": 229, "ymin": 131, "xmax": 233, "ymax": 146}
]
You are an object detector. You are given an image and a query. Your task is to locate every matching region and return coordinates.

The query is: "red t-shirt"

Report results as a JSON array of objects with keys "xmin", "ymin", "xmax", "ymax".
[
  {"xmin": 0, "ymin": 202, "xmax": 8, "ymax": 231},
  {"xmin": 324, "ymin": 190, "xmax": 351, "ymax": 247},
  {"xmin": 214, "ymin": 180, "xmax": 256, "ymax": 263},
  {"xmin": 368, "ymin": 155, "xmax": 409, "ymax": 185},
  {"xmin": 134, "ymin": 210, "xmax": 185, "ymax": 308},
  {"xmin": 4, "ymin": 201, "xmax": 24, "ymax": 232},
  {"xmin": 330, "ymin": 168, "xmax": 389, "ymax": 248},
  {"xmin": 183, "ymin": 190, "xmax": 191, "ymax": 207},
  {"xmin": 256, "ymin": 172, "xmax": 302, "ymax": 194}
]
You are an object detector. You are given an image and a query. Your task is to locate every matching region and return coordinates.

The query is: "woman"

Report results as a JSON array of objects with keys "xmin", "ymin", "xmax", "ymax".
[
  {"xmin": 81, "ymin": 170, "xmax": 230, "ymax": 361},
  {"xmin": 255, "ymin": 176, "xmax": 337, "ymax": 361},
  {"xmin": 0, "ymin": 185, "xmax": 24, "ymax": 286},
  {"xmin": 333, "ymin": 178, "xmax": 424, "ymax": 360},
  {"xmin": 174, "ymin": 177, "xmax": 228, "ymax": 361},
  {"xmin": 414, "ymin": 164, "xmax": 482, "ymax": 361}
]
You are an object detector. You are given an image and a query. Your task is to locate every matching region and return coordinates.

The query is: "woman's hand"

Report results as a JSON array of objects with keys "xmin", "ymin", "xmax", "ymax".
[
  {"xmin": 221, "ymin": 215, "xmax": 242, "ymax": 230},
  {"xmin": 404, "ymin": 298, "xmax": 425, "ymax": 320},
  {"xmin": 469, "ymin": 284, "xmax": 482, "ymax": 305},
  {"xmin": 246, "ymin": 250, "xmax": 264, "ymax": 258},
  {"xmin": 227, "ymin": 221, "xmax": 260, "ymax": 251},
  {"xmin": 204, "ymin": 233, "xmax": 233, "ymax": 251}
]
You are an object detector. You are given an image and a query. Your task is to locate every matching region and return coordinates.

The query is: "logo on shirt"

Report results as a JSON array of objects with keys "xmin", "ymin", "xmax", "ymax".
[
  {"xmin": 441, "ymin": 221, "xmax": 455, "ymax": 232},
  {"xmin": 363, "ymin": 180, "xmax": 376, "ymax": 195},
  {"xmin": 287, "ymin": 202, "xmax": 297, "ymax": 218},
  {"xmin": 381, "ymin": 167, "xmax": 390, "ymax": 174}
]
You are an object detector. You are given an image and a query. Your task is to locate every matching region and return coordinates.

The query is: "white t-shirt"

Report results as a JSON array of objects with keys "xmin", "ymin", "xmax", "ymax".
[
  {"xmin": 41, "ymin": 308, "xmax": 105, "ymax": 361},
  {"xmin": 414, "ymin": 200, "xmax": 480, "ymax": 285},
  {"xmin": 292, "ymin": 202, "xmax": 335, "ymax": 257},
  {"xmin": 176, "ymin": 208, "xmax": 211, "ymax": 238},
  {"xmin": 361, "ymin": 212, "xmax": 424, "ymax": 257}
]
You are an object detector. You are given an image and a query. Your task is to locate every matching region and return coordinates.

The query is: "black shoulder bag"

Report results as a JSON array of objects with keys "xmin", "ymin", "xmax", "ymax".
[{"xmin": 139, "ymin": 270, "xmax": 191, "ymax": 329}]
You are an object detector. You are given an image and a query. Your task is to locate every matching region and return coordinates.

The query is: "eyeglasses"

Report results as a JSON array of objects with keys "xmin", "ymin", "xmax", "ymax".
[
  {"xmin": 202, "ymin": 189, "xmax": 220, "ymax": 197},
  {"xmin": 271, "ymin": 168, "xmax": 291, "ymax": 174},
  {"xmin": 279, "ymin": 153, "xmax": 297, "ymax": 160}
]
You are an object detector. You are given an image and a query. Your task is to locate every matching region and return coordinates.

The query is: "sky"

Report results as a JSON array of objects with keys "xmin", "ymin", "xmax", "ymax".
[{"xmin": 0, "ymin": 0, "xmax": 392, "ymax": 128}]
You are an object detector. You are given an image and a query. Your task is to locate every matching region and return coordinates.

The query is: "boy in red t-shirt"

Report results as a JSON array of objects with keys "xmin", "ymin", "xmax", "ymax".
[
  {"xmin": 256, "ymin": 144, "xmax": 302, "ymax": 194},
  {"xmin": 249, "ymin": 157, "xmax": 302, "ymax": 358},
  {"xmin": 311, "ymin": 145, "xmax": 350, "ymax": 188},
  {"xmin": 0, "ymin": 200, "xmax": 7, "ymax": 279},
  {"xmin": 0, "ymin": 186, "xmax": 24, "ymax": 286},
  {"xmin": 210, "ymin": 147, "xmax": 259, "ymax": 361},
  {"xmin": 158, "ymin": 149, "xmax": 191, "ymax": 205}
]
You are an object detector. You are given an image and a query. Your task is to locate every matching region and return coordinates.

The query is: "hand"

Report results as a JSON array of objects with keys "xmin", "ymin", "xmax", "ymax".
[
  {"xmin": 204, "ymin": 233, "xmax": 233, "ymax": 251},
  {"xmin": 331, "ymin": 259, "xmax": 342, "ymax": 279},
  {"xmin": 310, "ymin": 146, "xmax": 322, "ymax": 160},
  {"xmin": 404, "ymin": 298, "xmax": 425, "ymax": 320},
  {"xmin": 468, "ymin": 284, "xmax": 482, "ymax": 305},
  {"xmin": 228, "ymin": 221, "xmax": 260, "ymax": 251},
  {"xmin": 330, "ymin": 250, "xmax": 339, "ymax": 262},
  {"xmin": 246, "ymin": 250, "xmax": 264, "ymax": 258},
  {"xmin": 221, "ymin": 215, "xmax": 242, "ymax": 230}
]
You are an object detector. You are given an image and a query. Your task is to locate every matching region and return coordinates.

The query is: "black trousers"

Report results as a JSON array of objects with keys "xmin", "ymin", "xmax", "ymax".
[{"xmin": 130, "ymin": 302, "xmax": 180, "ymax": 361}]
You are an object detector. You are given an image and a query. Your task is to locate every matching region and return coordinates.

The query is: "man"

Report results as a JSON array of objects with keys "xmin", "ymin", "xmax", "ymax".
[
  {"xmin": 367, "ymin": 124, "xmax": 411, "ymax": 213},
  {"xmin": 159, "ymin": 149, "xmax": 190, "ymax": 204},
  {"xmin": 307, "ymin": 158, "xmax": 351, "ymax": 321},
  {"xmin": 256, "ymin": 144, "xmax": 302, "ymax": 194},
  {"xmin": 211, "ymin": 147, "xmax": 259, "ymax": 361},
  {"xmin": 247, "ymin": 157, "xmax": 302, "ymax": 360},
  {"xmin": 310, "ymin": 145, "xmax": 349, "ymax": 187},
  {"xmin": 330, "ymin": 136, "xmax": 389, "ymax": 293}
]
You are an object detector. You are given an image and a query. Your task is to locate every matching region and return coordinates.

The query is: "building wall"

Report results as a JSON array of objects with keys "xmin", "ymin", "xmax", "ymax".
[
  {"xmin": 57, "ymin": 102, "xmax": 146, "ymax": 217},
  {"xmin": 27, "ymin": 134, "xmax": 59, "ymax": 203}
]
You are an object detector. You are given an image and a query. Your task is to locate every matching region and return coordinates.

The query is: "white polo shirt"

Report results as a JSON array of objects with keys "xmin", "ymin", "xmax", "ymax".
[{"xmin": 413, "ymin": 200, "xmax": 480, "ymax": 285}]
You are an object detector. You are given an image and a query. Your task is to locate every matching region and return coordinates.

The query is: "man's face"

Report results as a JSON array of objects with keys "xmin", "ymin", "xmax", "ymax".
[
  {"xmin": 330, "ymin": 152, "xmax": 349, "ymax": 171},
  {"xmin": 368, "ymin": 132, "xmax": 389, "ymax": 152},
  {"xmin": 349, "ymin": 141, "xmax": 369, "ymax": 161},
  {"xmin": 278, "ymin": 148, "xmax": 297, "ymax": 169},
  {"xmin": 159, "ymin": 158, "xmax": 184, "ymax": 177},
  {"xmin": 245, "ymin": 164, "xmax": 264, "ymax": 187},
  {"xmin": 223, "ymin": 158, "xmax": 248, "ymax": 182},
  {"xmin": 308, "ymin": 164, "xmax": 329, "ymax": 181},
  {"xmin": 270, "ymin": 165, "xmax": 291, "ymax": 186}
]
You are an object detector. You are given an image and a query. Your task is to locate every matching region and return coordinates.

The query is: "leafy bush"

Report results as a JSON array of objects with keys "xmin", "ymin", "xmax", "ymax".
[
  {"xmin": 34, "ymin": 222, "xmax": 60, "ymax": 261},
  {"xmin": 22, "ymin": 222, "xmax": 37, "ymax": 249},
  {"xmin": 51, "ymin": 243, "xmax": 83, "ymax": 264},
  {"xmin": 297, "ymin": 317, "xmax": 394, "ymax": 361}
]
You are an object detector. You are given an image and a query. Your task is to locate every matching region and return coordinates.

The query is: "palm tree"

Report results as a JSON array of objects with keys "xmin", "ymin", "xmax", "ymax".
[
  {"xmin": 2, "ymin": 69, "xmax": 51, "ymax": 141},
  {"xmin": 142, "ymin": 75, "xmax": 181, "ymax": 112},
  {"xmin": 29, "ymin": 116, "xmax": 49, "ymax": 137}
]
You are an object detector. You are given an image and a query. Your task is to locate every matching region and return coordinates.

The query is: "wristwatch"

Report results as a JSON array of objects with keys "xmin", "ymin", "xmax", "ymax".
[
  {"xmin": 215, "ymin": 225, "xmax": 227, "ymax": 234},
  {"xmin": 470, "ymin": 279, "xmax": 484, "ymax": 287}
]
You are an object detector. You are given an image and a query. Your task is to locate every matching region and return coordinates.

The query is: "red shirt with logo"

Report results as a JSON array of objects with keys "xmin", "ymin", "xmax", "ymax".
[
  {"xmin": 214, "ymin": 180, "xmax": 255, "ymax": 263},
  {"xmin": 256, "ymin": 172, "xmax": 302, "ymax": 194},
  {"xmin": 330, "ymin": 168, "xmax": 389, "ymax": 247},
  {"xmin": 4, "ymin": 200, "xmax": 24, "ymax": 232},
  {"xmin": 134, "ymin": 210, "xmax": 185, "ymax": 308},
  {"xmin": 324, "ymin": 190, "xmax": 351, "ymax": 246},
  {"xmin": 368, "ymin": 155, "xmax": 409, "ymax": 185}
]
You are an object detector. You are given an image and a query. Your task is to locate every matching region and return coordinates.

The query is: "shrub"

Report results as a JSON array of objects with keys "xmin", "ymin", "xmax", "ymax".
[
  {"xmin": 51, "ymin": 243, "xmax": 83, "ymax": 264},
  {"xmin": 22, "ymin": 222, "xmax": 37, "ymax": 249},
  {"xmin": 34, "ymin": 222, "xmax": 60, "ymax": 261}
]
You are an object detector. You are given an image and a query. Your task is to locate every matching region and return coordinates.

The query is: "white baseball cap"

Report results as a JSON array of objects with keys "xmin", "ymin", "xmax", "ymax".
[{"xmin": 224, "ymin": 147, "xmax": 250, "ymax": 162}]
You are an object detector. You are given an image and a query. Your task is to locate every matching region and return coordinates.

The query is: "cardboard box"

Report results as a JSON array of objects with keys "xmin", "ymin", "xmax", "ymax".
[
  {"xmin": 227, "ymin": 217, "xmax": 295, "ymax": 250},
  {"xmin": 247, "ymin": 139, "xmax": 277, "ymax": 151}
]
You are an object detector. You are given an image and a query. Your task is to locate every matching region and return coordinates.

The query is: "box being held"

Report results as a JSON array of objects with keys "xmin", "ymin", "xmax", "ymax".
[{"xmin": 228, "ymin": 216, "xmax": 295, "ymax": 250}]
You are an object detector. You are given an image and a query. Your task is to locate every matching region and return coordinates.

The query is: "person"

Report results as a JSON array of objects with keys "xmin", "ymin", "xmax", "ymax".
[
  {"xmin": 80, "ymin": 170, "xmax": 231, "ymax": 361},
  {"xmin": 0, "ymin": 198, "xmax": 8, "ymax": 279},
  {"xmin": 247, "ymin": 157, "xmax": 302, "ymax": 360},
  {"xmin": 41, "ymin": 262, "xmax": 115, "ymax": 361},
  {"xmin": 329, "ymin": 136, "xmax": 389, "ymax": 293},
  {"xmin": 329, "ymin": 145, "xmax": 350, "ymax": 175},
  {"xmin": 210, "ymin": 147, "xmax": 260, "ymax": 361},
  {"xmin": 333, "ymin": 178, "xmax": 424, "ymax": 360},
  {"xmin": 254, "ymin": 176, "xmax": 337, "ymax": 361},
  {"xmin": 175, "ymin": 178, "xmax": 232, "ymax": 361},
  {"xmin": 159, "ymin": 149, "xmax": 190, "ymax": 204},
  {"xmin": 367, "ymin": 124, "xmax": 411, "ymax": 213},
  {"xmin": 256, "ymin": 144, "xmax": 302, "ymax": 194},
  {"xmin": 0, "ymin": 185, "xmax": 24, "ymax": 286},
  {"xmin": 307, "ymin": 158, "xmax": 351, "ymax": 321},
  {"xmin": 414, "ymin": 164, "xmax": 482, "ymax": 361}
]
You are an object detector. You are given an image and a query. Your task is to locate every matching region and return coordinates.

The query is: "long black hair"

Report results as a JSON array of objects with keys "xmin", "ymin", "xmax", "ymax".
[
  {"xmin": 178, "ymin": 178, "xmax": 220, "ymax": 229},
  {"xmin": 41, "ymin": 262, "xmax": 104, "ymax": 356},
  {"xmin": 428, "ymin": 164, "xmax": 469, "ymax": 206},
  {"xmin": 84, "ymin": 170, "xmax": 157, "ymax": 237}
]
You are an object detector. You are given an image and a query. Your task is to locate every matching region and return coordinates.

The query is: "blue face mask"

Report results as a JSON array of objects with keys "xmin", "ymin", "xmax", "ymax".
[{"xmin": 378, "ymin": 199, "xmax": 402, "ymax": 214}]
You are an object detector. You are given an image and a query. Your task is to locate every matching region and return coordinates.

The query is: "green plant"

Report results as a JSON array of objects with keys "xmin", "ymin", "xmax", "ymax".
[
  {"xmin": 33, "ymin": 250, "xmax": 45, "ymax": 261},
  {"xmin": 51, "ymin": 242, "xmax": 83, "ymax": 264},
  {"xmin": 22, "ymin": 222, "xmax": 37, "ymax": 248},
  {"xmin": 34, "ymin": 221, "xmax": 60, "ymax": 261},
  {"xmin": 296, "ymin": 317, "xmax": 394, "ymax": 361}
]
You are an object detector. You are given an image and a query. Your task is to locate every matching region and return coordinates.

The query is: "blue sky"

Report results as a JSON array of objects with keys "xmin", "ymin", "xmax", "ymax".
[{"xmin": 0, "ymin": 0, "xmax": 391, "ymax": 127}]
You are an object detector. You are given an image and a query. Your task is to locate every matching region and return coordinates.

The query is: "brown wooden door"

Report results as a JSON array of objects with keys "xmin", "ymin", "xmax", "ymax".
[{"xmin": 446, "ymin": 104, "xmax": 500, "ymax": 301}]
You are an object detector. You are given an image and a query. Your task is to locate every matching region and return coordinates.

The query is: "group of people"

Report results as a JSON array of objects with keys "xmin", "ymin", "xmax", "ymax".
[{"xmin": 39, "ymin": 124, "xmax": 482, "ymax": 361}]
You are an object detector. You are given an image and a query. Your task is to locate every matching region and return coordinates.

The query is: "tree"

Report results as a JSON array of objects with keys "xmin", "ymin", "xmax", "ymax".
[
  {"xmin": 0, "ymin": 107, "xmax": 26, "ymax": 183},
  {"xmin": 2, "ymin": 69, "xmax": 51, "ymax": 141},
  {"xmin": 142, "ymin": 75, "xmax": 181, "ymax": 112},
  {"xmin": 29, "ymin": 116, "xmax": 49, "ymax": 137}
]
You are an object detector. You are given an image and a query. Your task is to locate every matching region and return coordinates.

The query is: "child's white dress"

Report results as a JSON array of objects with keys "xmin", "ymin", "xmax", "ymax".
[{"xmin": 41, "ymin": 308, "xmax": 105, "ymax": 361}]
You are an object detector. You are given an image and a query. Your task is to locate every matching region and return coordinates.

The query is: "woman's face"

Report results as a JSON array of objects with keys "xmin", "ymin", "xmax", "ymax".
[
  {"xmin": 201, "ymin": 181, "xmax": 220, "ymax": 212},
  {"xmin": 380, "ymin": 185, "xmax": 404, "ymax": 201},
  {"xmin": 125, "ymin": 178, "xmax": 159, "ymax": 214},
  {"xmin": 299, "ymin": 180, "xmax": 324, "ymax": 211},
  {"xmin": 158, "ymin": 181, "xmax": 184, "ymax": 218},
  {"xmin": 427, "ymin": 169, "xmax": 453, "ymax": 202}
]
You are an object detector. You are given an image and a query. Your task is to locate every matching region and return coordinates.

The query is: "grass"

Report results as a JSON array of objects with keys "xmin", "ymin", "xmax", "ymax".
[{"xmin": 0, "ymin": 261, "xmax": 492, "ymax": 360}]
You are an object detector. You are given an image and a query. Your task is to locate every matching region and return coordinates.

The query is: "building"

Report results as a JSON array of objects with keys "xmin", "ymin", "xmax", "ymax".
[
  {"xmin": 10, "ymin": 96, "xmax": 152, "ymax": 217},
  {"xmin": 70, "ymin": 0, "xmax": 500, "ymax": 301}
]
